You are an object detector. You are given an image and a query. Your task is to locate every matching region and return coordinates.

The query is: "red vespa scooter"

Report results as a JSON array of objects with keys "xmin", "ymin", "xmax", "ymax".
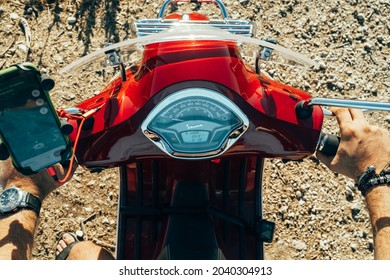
[{"xmin": 56, "ymin": 0, "xmax": 390, "ymax": 259}]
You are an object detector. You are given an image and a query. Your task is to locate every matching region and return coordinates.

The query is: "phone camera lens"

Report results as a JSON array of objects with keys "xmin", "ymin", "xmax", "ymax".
[
  {"xmin": 40, "ymin": 107, "xmax": 48, "ymax": 114},
  {"xmin": 32, "ymin": 90, "xmax": 40, "ymax": 97},
  {"xmin": 36, "ymin": 99, "xmax": 44, "ymax": 106}
]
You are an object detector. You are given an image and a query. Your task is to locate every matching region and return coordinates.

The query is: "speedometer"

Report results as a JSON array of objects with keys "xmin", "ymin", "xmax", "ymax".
[{"xmin": 141, "ymin": 88, "xmax": 249, "ymax": 159}]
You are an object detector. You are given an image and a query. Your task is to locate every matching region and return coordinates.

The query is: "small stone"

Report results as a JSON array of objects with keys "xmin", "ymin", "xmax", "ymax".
[
  {"xmin": 385, "ymin": 115, "xmax": 390, "ymax": 124},
  {"xmin": 17, "ymin": 44, "xmax": 28, "ymax": 53},
  {"xmin": 331, "ymin": 7, "xmax": 338, "ymax": 13},
  {"xmin": 68, "ymin": 16, "xmax": 77, "ymax": 24},
  {"xmin": 356, "ymin": 13, "xmax": 365, "ymax": 23},
  {"xmin": 84, "ymin": 207, "xmax": 94, "ymax": 213},
  {"xmin": 280, "ymin": 205, "xmax": 289, "ymax": 214},
  {"xmin": 280, "ymin": 8, "xmax": 287, "ymax": 17},
  {"xmin": 292, "ymin": 240, "xmax": 307, "ymax": 251},
  {"xmin": 300, "ymin": 184, "xmax": 310, "ymax": 192},
  {"xmin": 102, "ymin": 217, "xmax": 110, "ymax": 224},
  {"xmin": 351, "ymin": 203, "xmax": 361, "ymax": 216},
  {"xmin": 75, "ymin": 230, "xmax": 85, "ymax": 239},
  {"xmin": 351, "ymin": 243, "xmax": 357, "ymax": 252},
  {"xmin": 62, "ymin": 93, "xmax": 75, "ymax": 101},
  {"xmin": 108, "ymin": 191, "xmax": 114, "ymax": 200},
  {"xmin": 87, "ymin": 180, "xmax": 96, "ymax": 187},
  {"xmin": 320, "ymin": 240, "xmax": 329, "ymax": 251},
  {"xmin": 347, "ymin": 78, "xmax": 356, "ymax": 86},
  {"xmin": 364, "ymin": 43, "xmax": 372, "ymax": 52},
  {"xmin": 296, "ymin": 190, "xmax": 303, "ymax": 199},
  {"xmin": 346, "ymin": 181, "xmax": 356, "ymax": 190},
  {"xmin": 10, "ymin": 13, "xmax": 19, "ymax": 20}
]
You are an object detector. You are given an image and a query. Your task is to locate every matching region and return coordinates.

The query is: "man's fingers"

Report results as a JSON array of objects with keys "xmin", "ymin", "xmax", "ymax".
[
  {"xmin": 348, "ymin": 108, "xmax": 365, "ymax": 121},
  {"xmin": 330, "ymin": 107, "xmax": 352, "ymax": 130}
]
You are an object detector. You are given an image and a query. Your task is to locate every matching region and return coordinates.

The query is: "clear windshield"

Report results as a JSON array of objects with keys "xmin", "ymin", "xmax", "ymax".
[{"xmin": 60, "ymin": 25, "xmax": 319, "ymax": 75}]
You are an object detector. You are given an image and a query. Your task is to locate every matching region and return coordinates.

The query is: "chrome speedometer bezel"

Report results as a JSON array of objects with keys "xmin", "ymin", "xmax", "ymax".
[{"xmin": 141, "ymin": 88, "xmax": 249, "ymax": 159}]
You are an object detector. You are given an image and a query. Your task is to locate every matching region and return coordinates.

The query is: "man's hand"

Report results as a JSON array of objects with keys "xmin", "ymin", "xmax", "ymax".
[{"xmin": 316, "ymin": 108, "xmax": 390, "ymax": 180}]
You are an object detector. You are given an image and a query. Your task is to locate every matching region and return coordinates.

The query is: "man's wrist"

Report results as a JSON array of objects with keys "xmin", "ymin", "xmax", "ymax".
[
  {"xmin": 3, "ymin": 178, "xmax": 45, "ymax": 201},
  {"xmin": 356, "ymin": 166, "xmax": 390, "ymax": 196}
]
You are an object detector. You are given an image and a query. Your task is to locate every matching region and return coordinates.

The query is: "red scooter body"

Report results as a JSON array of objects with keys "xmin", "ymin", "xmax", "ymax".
[
  {"xmin": 74, "ymin": 40, "xmax": 323, "ymax": 166},
  {"xmin": 64, "ymin": 1, "xmax": 324, "ymax": 259}
]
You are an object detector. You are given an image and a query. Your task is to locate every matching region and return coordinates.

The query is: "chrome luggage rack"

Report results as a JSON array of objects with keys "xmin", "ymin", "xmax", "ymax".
[{"xmin": 133, "ymin": 0, "xmax": 254, "ymax": 37}]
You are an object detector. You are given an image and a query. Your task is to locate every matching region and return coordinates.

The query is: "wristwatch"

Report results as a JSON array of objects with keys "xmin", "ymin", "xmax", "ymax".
[{"xmin": 0, "ymin": 186, "xmax": 41, "ymax": 215}]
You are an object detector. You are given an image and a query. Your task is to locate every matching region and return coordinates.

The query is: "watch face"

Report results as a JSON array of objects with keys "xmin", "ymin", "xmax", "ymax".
[{"xmin": 0, "ymin": 187, "xmax": 22, "ymax": 212}]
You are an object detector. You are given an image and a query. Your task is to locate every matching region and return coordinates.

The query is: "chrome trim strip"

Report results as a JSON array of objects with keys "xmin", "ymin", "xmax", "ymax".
[{"xmin": 134, "ymin": 19, "xmax": 253, "ymax": 37}]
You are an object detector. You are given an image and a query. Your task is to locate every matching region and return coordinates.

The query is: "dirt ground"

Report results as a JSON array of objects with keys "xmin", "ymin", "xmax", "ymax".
[{"xmin": 0, "ymin": 0, "xmax": 389, "ymax": 260}]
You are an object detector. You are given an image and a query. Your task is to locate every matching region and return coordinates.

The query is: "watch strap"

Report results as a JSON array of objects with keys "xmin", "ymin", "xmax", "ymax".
[{"xmin": 24, "ymin": 192, "xmax": 41, "ymax": 215}]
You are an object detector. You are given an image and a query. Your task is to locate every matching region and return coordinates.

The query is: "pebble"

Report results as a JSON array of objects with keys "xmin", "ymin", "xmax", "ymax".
[
  {"xmin": 280, "ymin": 205, "xmax": 289, "ymax": 214},
  {"xmin": 356, "ymin": 13, "xmax": 365, "ymax": 22},
  {"xmin": 346, "ymin": 181, "xmax": 356, "ymax": 190},
  {"xmin": 351, "ymin": 243, "xmax": 357, "ymax": 252},
  {"xmin": 108, "ymin": 191, "xmax": 114, "ymax": 200},
  {"xmin": 87, "ymin": 180, "xmax": 97, "ymax": 187},
  {"xmin": 75, "ymin": 230, "xmax": 85, "ymax": 239},
  {"xmin": 345, "ymin": 186, "xmax": 354, "ymax": 197},
  {"xmin": 10, "ymin": 13, "xmax": 19, "ymax": 20},
  {"xmin": 320, "ymin": 240, "xmax": 330, "ymax": 251},
  {"xmin": 296, "ymin": 190, "xmax": 303, "ymax": 199},
  {"xmin": 346, "ymin": 78, "xmax": 356, "ymax": 86},
  {"xmin": 62, "ymin": 93, "xmax": 76, "ymax": 101},
  {"xmin": 68, "ymin": 16, "xmax": 77, "ymax": 24},
  {"xmin": 351, "ymin": 203, "xmax": 361, "ymax": 216},
  {"xmin": 300, "ymin": 184, "xmax": 310, "ymax": 193},
  {"xmin": 292, "ymin": 240, "xmax": 307, "ymax": 251}
]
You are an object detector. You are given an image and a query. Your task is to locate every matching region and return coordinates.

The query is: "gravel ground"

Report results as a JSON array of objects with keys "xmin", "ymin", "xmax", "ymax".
[{"xmin": 0, "ymin": 0, "xmax": 389, "ymax": 260}]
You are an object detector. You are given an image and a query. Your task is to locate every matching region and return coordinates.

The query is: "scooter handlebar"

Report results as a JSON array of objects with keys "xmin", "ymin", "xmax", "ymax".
[{"xmin": 317, "ymin": 133, "xmax": 340, "ymax": 156}]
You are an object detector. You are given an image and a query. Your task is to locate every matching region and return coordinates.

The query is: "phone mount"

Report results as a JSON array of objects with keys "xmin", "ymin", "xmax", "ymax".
[{"xmin": 0, "ymin": 141, "xmax": 9, "ymax": 160}]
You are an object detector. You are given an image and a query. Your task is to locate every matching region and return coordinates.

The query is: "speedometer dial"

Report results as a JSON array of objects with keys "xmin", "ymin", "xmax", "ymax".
[
  {"xmin": 156, "ymin": 98, "xmax": 234, "ymax": 126},
  {"xmin": 141, "ymin": 88, "xmax": 249, "ymax": 159}
]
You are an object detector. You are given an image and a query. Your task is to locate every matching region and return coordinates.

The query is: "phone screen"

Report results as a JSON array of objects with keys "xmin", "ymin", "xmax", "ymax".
[{"xmin": 0, "ymin": 67, "xmax": 67, "ymax": 172}]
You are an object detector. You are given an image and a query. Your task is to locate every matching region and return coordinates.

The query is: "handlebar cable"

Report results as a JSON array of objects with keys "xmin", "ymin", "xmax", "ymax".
[{"xmin": 48, "ymin": 107, "xmax": 101, "ymax": 184}]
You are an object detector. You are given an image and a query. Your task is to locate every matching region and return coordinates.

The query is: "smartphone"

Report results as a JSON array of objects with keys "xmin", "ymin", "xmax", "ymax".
[{"xmin": 0, "ymin": 63, "xmax": 70, "ymax": 175}]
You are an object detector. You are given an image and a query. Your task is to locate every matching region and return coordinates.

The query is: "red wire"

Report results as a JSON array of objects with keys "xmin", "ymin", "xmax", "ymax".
[{"xmin": 56, "ymin": 116, "xmax": 86, "ymax": 184}]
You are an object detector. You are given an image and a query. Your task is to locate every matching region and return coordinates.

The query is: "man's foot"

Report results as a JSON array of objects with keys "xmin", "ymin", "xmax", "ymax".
[
  {"xmin": 56, "ymin": 232, "xmax": 80, "ymax": 260},
  {"xmin": 55, "ymin": 232, "xmax": 115, "ymax": 260}
]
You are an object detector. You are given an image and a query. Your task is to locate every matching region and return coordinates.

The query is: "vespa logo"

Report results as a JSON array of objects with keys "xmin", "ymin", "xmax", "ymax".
[{"xmin": 186, "ymin": 123, "xmax": 204, "ymax": 129}]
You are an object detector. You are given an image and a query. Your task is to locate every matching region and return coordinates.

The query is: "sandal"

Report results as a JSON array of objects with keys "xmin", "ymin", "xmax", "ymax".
[{"xmin": 55, "ymin": 232, "xmax": 83, "ymax": 260}]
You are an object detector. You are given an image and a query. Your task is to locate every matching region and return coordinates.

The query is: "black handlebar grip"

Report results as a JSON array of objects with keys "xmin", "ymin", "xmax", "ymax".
[{"xmin": 317, "ymin": 133, "xmax": 340, "ymax": 156}]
